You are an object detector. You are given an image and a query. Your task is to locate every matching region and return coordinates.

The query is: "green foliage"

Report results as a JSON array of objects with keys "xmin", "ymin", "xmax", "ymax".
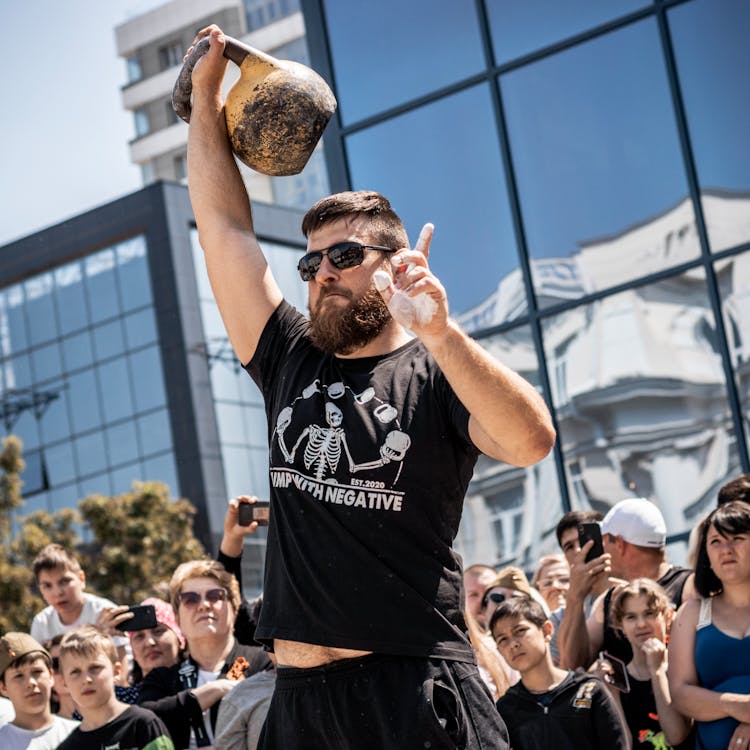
[
  {"xmin": 78, "ymin": 481, "xmax": 205, "ymax": 606},
  {"xmin": 0, "ymin": 436, "xmax": 206, "ymax": 633}
]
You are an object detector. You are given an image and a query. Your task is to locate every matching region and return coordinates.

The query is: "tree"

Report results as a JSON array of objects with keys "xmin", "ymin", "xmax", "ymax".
[
  {"xmin": 0, "ymin": 435, "xmax": 207, "ymax": 632},
  {"xmin": 78, "ymin": 481, "xmax": 205, "ymax": 605},
  {"xmin": 0, "ymin": 435, "xmax": 46, "ymax": 633}
]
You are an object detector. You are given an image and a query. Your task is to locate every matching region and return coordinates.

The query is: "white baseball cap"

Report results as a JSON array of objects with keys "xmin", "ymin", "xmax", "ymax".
[{"xmin": 601, "ymin": 497, "xmax": 666, "ymax": 548}]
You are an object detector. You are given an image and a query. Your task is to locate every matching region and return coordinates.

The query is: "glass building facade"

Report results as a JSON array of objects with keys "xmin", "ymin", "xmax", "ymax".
[{"xmin": 301, "ymin": 0, "xmax": 750, "ymax": 566}]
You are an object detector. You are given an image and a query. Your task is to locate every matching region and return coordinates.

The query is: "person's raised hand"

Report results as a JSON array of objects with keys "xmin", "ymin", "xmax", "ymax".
[
  {"xmin": 567, "ymin": 541, "xmax": 611, "ymax": 602},
  {"xmin": 96, "ymin": 605, "xmax": 133, "ymax": 636},
  {"xmin": 186, "ymin": 25, "xmax": 229, "ymax": 107},
  {"xmin": 641, "ymin": 637, "xmax": 667, "ymax": 676},
  {"xmin": 221, "ymin": 495, "xmax": 261, "ymax": 557},
  {"xmin": 373, "ymin": 223, "xmax": 449, "ymax": 338}
]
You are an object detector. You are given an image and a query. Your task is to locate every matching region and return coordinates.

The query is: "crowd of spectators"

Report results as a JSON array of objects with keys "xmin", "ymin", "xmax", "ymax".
[{"xmin": 1, "ymin": 478, "xmax": 749, "ymax": 749}]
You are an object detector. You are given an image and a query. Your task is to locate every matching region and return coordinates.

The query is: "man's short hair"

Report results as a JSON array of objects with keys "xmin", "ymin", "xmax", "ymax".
[
  {"xmin": 59, "ymin": 626, "xmax": 117, "ymax": 669},
  {"xmin": 695, "ymin": 501, "xmax": 750, "ymax": 597},
  {"xmin": 169, "ymin": 559, "xmax": 241, "ymax": 614},
  {"xmin": 301, "ymin": 190, "xmax": 409, "ymax": 250},
  {"xmin": 489, "ymin": 596, "xmax": 548, "ymax": 634},
  {"xmin": 32, "ymin": 543, "xmax": 82, "ymax": 581},
  {"xmin": 555, "ymin": 510, "xmax": 603, "ymax": 547},
  {"xmin": 717, "ymin": 474, "xmax": 750, "ymax": 506}
]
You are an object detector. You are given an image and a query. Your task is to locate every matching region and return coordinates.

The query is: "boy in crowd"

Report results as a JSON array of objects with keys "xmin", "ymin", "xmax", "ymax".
[
  {"xmin": 55, "ymin": 626, "xmax": 174, "ymax": 750},
  {"xmin": 492, "ymin": 597, "xmax": 628, "ymax": 750},
  {"xmin": 0, "ymin": 632, "xmax": 78, "ymax": 749},
  {"xmin": 30, "ymin": 544, "xmax": 119, "ymax": 643}
]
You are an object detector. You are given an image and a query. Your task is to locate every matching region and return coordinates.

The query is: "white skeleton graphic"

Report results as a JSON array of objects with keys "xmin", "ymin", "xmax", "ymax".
[{"xmin": 275, "ymin": 386, "xmax": 410, "ymax": 481}]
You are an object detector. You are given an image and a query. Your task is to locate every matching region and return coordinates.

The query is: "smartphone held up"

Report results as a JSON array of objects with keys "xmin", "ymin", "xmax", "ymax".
[
  {"xmin": 238, "ymin": 500, "xmax": 270, "ymax": 527},
  {"xmin": 578, "ymin": 521, "xmax": 604, "ymax": 562}
]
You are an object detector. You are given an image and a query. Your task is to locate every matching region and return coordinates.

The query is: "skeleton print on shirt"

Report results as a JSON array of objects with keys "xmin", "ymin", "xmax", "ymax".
[{"xmin": 270, "ymin": 378, "xmax": 412, "ymax": 510}]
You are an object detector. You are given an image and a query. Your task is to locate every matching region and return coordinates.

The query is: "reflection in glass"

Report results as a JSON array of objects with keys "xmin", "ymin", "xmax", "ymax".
[
  {"xmin": 501, "ymin": 18, "xmax": 697, "ymax": 307},
  {"xmin": 106, "ymin": 421, "xmax": 140, "ymax": 466},
  {"xmin": 715, "ymin": 251, "xmax": 750, "ymax": 456},
  {"xmin": 25, "ymin": 273, "xmax": 57, "ymax": 347},
  {"xmin": 455, "ymin": 326, "xmax": 562, "ymax": 567},
  {"xmin": 39, "ymin": 389, "xmax": 71, "ymax": 445},
  {"xmin": 137, "ymin": 409, "xmax": 173, "ymax": 456},
  {"xmin": 62, "ymin": 331, "xmax": 94, "ymax": 372},
  {"xmin": 486, "ymin": 0, "xmax": 647, "ymax": 65},
  {"xmin": 346, "ymin": 85, "xmax": 519, "ymax": 321},
  {"xmin": 98, "ymin": 358, "xmax": 134, "ymax": 424},
  {"xmin": 323, "ymin": 0, "xmax": 484, "ymax": 125},
  {"xmin": 110, "ymin": 462, "xmax": 141, "ymax": 494},
  {"xmin": 116, "ymin": 237, "xmax": 152, "ymax": 311},
  {"xmin": 0, "ymin": 285, "xmax": 28, "ymax": 355},
  {"xmin": 668, "ymin": 0, "xmax": 750, "ymax": 253},
  {"xmin": 542, "ymin": 268, "xmax": 739, "ymax": 540},
  {"xmin": 74, "ymin": 431, "xmax": 108, "ymax": 478},
  {"xmin": 31, "ymin": 342, "xmax": 63, "ymax": 384},
  {"xmin": 85, "ymin": 249, "xmax": 120, "ymax": 323},
  {"xmin": 129, "ymin": 347, "xmax": 167, "ymax": 412},
  {"xmin": 124, "ymin": 308, "xmax": 158, "ymax": 349},
  {"xmin": 45, "ymin": 442, "xmax": 78, "ymax": 486},
  {"xmin": 93, "ymin": 320, "xmax": 126, "ymax": 361},
  {"xmin": 142, "ymin": 452, "xmax": 178, "ymax": 494},
  {"xmin": 54, "ymin": 262, "xmax": 89, "ymax": 336},
  {"xmin": 68, "ymin": 370, "xmax": 102, "ymax": 434}
]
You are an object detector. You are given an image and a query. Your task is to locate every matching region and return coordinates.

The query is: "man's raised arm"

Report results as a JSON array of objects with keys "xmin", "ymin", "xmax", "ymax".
[{"xmin": 187, "ymin": 26, "xmax": 284, "ymax": 365}]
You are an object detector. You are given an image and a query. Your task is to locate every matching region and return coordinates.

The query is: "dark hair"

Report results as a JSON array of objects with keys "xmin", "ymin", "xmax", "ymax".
[
  {"xmin": 694, "ymin": 501, "xmax": 750, "ymax": 597},
  {"xmin": 488, "ymin": 595, "xmax": 548, "ymax": 634},
  {"xmin": 301, "ymin": 191, "xmax": 409, "ymax": 250},
  {"xmin": 32, "ymin": 543, "xmax": 82, "ymax": 580},
  {"xmin": 0, "ymin": 651, "xmax": 52, "ymax": 685},
  {"xmin": 718, "ymin": 474, "xmax": 750, "ymax": 506},
  {"xmin": 555, "ymin": 510, "xmax": 603, "ymax": 547}
]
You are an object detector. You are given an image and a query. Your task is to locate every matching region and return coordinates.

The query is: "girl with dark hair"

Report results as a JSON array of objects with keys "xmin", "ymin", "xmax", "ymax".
[{"xmin": 669, "ymin": 501, "xmax": 750, "ymax": 749}]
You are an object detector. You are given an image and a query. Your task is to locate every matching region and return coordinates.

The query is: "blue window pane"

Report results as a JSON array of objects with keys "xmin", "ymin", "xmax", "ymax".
[
  {"xmin": 346, "ymin": 84, "xmax": 519, "ymax": 323},
  {"xmin": 222, "ymin": 445, "xmax": 253, "ymax": 499},
  {"xmin": 216, "ymin": 401, "xmax": 248, "ymax": 445},
  {"xmin": 3, "ymin": 354, "xmax": 33, "ymax": 390},
  {"xmin": 244, "ymin": 404, "xmax": 268, "ymax": 448},
  {"xmin": 13, "ymin": 410, "xmax": 41, "ymax": 451},
  {"xmin": 25, "ymin": 273, "xmax": 58, "ymax": 346},
  {"xmin": 210, "ymin": 364, "xmax": 241, "ymax": 403},
  {"xmin": 116, "ymin": 237, "xmax": 153, "ymax": 312},
  {"xmin": 123, "ymin": 308, "xmax": 158, "ymax": 349},
  {"xmin": 110, "ymin": 462, "xmax": 141, "ymax": 494},
  {"xmin": 31, "ymin": 341, "xmax": 63, "ymax": 383},
  {"xmin": 129, "ymin": 346, "xmax": 166, "ymax": 412},
  {"xmin": 669, "ymin": 0, "xmax": 750, "ymax": 253},
  {"xmin": 97, "ymin": 357, "xmax": 134, "ymax": 424},
  {"xmin": 137, "ymin": 409, "xmax": 173, "ymax": 456},
  {"xmin": 68, "ymin": 370, "xmax": 102, "ymax": 433},
  {"xmin": 501, "ymin": 18, "xmax": 697, "ymax": 307},
  {"xmin": 106, "ymin": 421, "xmax": 140, "ymax": 466},
  {"xmin": 62, "ymin": 331, "xmax": 94, "ymax": 372},
  {"xmin": 49, "ymin": 483, "xmax": 81, "ymax": 513},
  {"xmin": 85, "ymin": 249, "xmax": 120, "ymax": 323},
  {"xmin": 142, "ymin": 452, "xmax": 178, "ymax": 494},
  {"xmin": 22, "ymin": 491, "xmax": 49, "ymax": 515},
  {"xmin": 45, "ymin": 442, "xmax": 78, "ymax": 486},
  {"xmin": 486, "ymin": 0, "xmax": 648, "ymax": 64},
  {"xmin": 323, "ymin": 0, "xmax": 485, "ymax": 125},
  {"xmin": 0, "ymin": 285, "xmax": 28, "ymax": 355},
  {"xmin": 93, "ymin": 320, "xmax": 126, "ymax": 361},
  {"xmin": 79, "ymin": 473, "xmax": 113, "ymax": 498},
  {"xmin": 54, "ymin": 262, "xmax": 89, "ymax": 335},
  {"xmin": 39, "ymin": 387, "xmax": 71, "ymax": 444},
  {"xmin": 74, "ymin": 431, "xmax": 108, "ymax": 477}
]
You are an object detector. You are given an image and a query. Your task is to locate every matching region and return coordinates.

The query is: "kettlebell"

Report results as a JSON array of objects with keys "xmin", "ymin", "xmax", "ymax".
[{"xmin": 173, "ymin": 35, "xmax": 337, "ymax": 176}]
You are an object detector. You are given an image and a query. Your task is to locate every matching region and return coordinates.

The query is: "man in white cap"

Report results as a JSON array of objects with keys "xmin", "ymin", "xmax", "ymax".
[{"xmin": 557, "ymin": 497, "xmax": 695, "ymax": 669}]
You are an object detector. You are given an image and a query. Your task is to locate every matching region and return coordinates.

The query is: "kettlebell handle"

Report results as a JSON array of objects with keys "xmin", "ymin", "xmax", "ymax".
[{"xmin": 172, "ymin": 35, "xmax": 274, "ymax": 123}]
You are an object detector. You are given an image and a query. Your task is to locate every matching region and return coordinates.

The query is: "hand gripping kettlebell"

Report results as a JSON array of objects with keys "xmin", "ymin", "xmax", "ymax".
[{"xmin": 173, "ymin": 35, "xmax": 337, "ymax": 176}]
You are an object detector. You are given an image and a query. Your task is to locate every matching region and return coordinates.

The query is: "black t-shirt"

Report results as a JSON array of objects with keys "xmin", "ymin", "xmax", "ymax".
[
  {"xmin": 56, "ymin": 705, "xmax": 174, "ymax": 750},
  {"xmin": 246, "ymin": 301, "xmax": 478, "ymax": 661}
]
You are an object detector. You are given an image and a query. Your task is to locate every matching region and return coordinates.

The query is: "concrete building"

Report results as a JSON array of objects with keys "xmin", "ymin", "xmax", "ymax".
[{"xmin": 114, "ymin": 0, "xmax": 328, "ymax": 210}]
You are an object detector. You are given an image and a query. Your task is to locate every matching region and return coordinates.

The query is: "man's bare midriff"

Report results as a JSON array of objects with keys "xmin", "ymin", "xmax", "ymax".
[{"xmin": 274, "ymin": 639, "xmax": 372, "ymax": 668}]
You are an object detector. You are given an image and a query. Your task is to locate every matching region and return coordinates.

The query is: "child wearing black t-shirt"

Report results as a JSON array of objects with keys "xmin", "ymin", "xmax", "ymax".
[
  {"xmin": 609, "ymin": 578, "xmax": 693, "ymax": 749},
  {"xmin": 493, "ymin": 597, "xmax": 628, "ymax": 750},
  {"xmin": 55, "ymin": 625, "xmax": 174, "ymax": 750}
]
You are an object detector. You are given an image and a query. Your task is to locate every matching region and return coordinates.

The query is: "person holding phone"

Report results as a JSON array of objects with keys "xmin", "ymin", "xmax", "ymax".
[
  {"xmin": 558, "ymin": 498, "xmax": 694, "ymax": 670},
  {"xmin": 609, "ymin": 578, "xmax": 693, "ymax": 749}
]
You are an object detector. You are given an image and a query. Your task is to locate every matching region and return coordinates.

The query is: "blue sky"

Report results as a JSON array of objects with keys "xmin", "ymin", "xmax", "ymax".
[{"xmin": 0, "ymin": 1, "xmax": 164, "ymax": 245}]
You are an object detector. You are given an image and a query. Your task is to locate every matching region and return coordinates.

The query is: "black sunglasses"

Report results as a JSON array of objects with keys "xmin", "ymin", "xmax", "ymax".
[
  {"xmin": 178, "ymin": 588, "xmax": 228, "ymax": 608},
  {"xmin": 297, "ymin": 242, "xmax": 396, "ymax": 281}
]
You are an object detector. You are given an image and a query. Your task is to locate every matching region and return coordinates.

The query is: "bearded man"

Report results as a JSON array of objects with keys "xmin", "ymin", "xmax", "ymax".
[{"xmin": 186, "ymin": 25, "xmax": 555, "ymax": 750}]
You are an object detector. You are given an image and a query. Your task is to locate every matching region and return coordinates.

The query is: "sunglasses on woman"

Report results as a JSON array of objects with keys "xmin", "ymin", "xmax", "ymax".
[
  {"xmin": 178, "ymin": 588, "xmax": 228, "ymax": 608},
  {"xmin": 297, "ymin": 242, "xmax": 396, "ymax": 281}
]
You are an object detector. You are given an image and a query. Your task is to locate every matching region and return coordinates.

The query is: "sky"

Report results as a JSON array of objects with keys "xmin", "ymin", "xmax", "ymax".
[{"xmin": 0, "ymin": 0, "xmax": 166, "ymax": 246}]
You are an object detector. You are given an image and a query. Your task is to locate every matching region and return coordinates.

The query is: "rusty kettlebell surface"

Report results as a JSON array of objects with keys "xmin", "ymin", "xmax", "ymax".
[{"xmin": 173, "ymin": 36, "xmax": 337, "ymax": 176}]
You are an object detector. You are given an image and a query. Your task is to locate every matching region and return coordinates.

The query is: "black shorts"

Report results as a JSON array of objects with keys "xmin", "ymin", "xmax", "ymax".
[{"xmin": 257, "ymin": 653, "xmax": 510, "ymax": 750}]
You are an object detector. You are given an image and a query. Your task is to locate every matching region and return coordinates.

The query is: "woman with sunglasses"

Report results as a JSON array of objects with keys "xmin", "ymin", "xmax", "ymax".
[{"xmin": 138, "ymin": 560, "xmax": 271, "ymax": 749}]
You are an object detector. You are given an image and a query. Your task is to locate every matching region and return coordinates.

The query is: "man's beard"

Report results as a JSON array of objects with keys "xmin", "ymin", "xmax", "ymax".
[{"xmin": 308, "ymin": 285, "xmax": 391, "ymax": 355}]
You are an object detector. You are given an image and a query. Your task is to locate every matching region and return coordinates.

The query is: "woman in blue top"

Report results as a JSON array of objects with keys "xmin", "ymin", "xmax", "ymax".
[{"xmin": 669, "ymin": 501, "xmax": 750, "ymax": 750}]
